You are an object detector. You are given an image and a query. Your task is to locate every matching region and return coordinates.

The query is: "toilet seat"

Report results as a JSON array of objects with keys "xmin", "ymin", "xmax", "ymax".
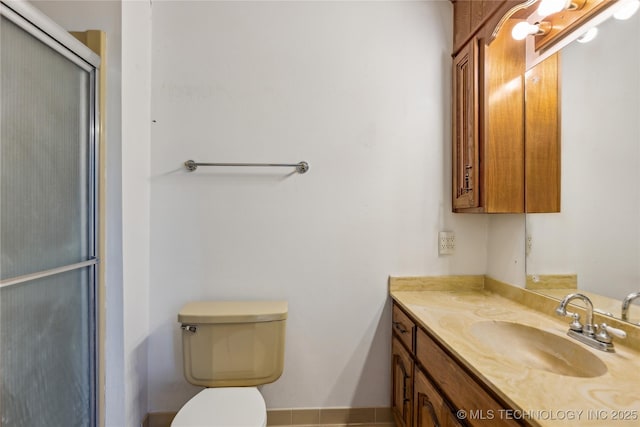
[{"xmin": 171, "ymin": 387, "xmax": 266, "ymax": 427}]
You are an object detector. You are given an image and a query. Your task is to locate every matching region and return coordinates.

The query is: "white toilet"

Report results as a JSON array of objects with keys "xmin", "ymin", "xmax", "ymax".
[{"xmin": 171, "ymin": 300, "xmax": 287, "ymax": 427}]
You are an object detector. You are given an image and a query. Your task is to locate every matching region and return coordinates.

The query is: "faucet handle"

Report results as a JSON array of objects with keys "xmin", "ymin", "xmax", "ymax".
[
  {"xmin": 601, "ymin": 323, "xmax": 626, "ymax": 339},
  {"xmin": 595, "ymin": 323, "xmax": 627, "ymax": 344},
  {"xmin": 556, "ymin": 307, "xmax": 583, "ymax": 332},
  {"xmin": 568, "ymin": 313, "xmax": 583, "ymax": 332}
]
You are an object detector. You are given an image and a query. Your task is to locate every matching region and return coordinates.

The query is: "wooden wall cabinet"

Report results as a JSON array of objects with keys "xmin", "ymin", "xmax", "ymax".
[
  {"xmin": 452, "ymin": 0, "xmax": 528, "ymax": 213},
  {"xmin": 451, "ymin": 0, "xmax": 561, "ymax": 213},
  {"xmin": 452, "ymin": 39, "xmax": 479, "ymax": 210},
  {"xmin": 453, "ymin": 0, "xmax": 509, "ymax": 54},
  {"xmin": 391, "ymin": 302, "xmax": 525, "ymax": 427}
]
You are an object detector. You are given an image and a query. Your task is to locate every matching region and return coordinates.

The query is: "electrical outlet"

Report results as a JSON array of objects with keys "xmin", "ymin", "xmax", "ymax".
[
  {"xmin": 439, "ymin": 231, "xmax": 455, "ymax": 255},
  {"xmin": 526, "ymin": 234, "xmax": 532, "ymax": 255}
]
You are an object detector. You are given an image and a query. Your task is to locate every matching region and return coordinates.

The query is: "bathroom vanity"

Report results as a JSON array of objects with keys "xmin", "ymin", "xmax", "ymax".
[
  {"xmin": 390, "ymin": 276, "xmax": 640, "ymax": 427},
  {"xmin": 392, "ymin": 303, "xmax": 519, "ymax": 426}
]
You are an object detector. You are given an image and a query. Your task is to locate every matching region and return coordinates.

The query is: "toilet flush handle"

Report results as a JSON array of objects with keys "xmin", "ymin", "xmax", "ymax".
[{"xmin": 181, "ymin": 324, "xmax": 197, "ymax": 333}]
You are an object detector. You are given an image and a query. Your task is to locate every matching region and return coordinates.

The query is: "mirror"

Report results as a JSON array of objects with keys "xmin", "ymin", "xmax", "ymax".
[{"xmin": 525, "ymin": 8, "xmax": 640, "ymax": 325}]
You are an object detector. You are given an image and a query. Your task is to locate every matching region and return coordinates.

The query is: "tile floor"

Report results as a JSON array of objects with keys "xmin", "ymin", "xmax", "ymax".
[
  {"xmin": 145, "ymin": 407, "xmax": 396, "ymax": 427},
  {"xmin": 267, "ymin": 407, "xmax": 395, "ymax": 426}
]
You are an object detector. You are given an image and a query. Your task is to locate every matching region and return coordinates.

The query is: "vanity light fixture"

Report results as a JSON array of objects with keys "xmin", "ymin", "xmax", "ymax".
[
  {"xmin": 511, "ymin": 21, "xmax": 552, "ymax": 40},
  {"xmin": 613, "ymin": 0, "xmax": 640, "ymax": 20},
  {"xmin": 537, "ymin": 0, "xmax": 587, "ymax": 18},
  {"xmin": 576, "ymin": 27, "xmax": 598, "ymax": 43}
]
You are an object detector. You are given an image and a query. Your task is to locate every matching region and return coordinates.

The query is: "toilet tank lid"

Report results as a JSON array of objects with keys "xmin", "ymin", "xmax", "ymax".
[{"xmin": 178, "ymin": 301, "xmax": 288, "ymax": 324}]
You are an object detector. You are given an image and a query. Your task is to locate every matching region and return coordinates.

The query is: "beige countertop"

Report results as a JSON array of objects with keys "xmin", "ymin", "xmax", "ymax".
[{"xmin": 391, "ymin": 279, "xmax": 640, "ymax": 426}]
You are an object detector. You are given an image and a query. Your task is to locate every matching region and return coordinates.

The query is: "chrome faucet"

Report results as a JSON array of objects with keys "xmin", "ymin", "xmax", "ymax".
[
  {"xmin": 556, "ymin": 293, "xmax": 626, "ymax": 352},
  {"xmin": 556, "ymin": 293, "xmax": 596, "ymax": 335},
  {"xmin": 621, "ymin": 291, "xmax": 640, "ymax": 322}
]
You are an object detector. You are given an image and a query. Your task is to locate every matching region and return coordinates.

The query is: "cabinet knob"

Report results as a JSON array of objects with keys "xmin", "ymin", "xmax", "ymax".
[{"xmin": 393, "ymin": 321, "xmax": 409, "ymax": 334}]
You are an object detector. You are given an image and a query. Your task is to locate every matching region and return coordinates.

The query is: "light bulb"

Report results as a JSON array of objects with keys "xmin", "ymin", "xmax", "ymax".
[
  {"xmin": 614, "ymin": 0, "xmax": 640, "ymax": 20},
  {"xmin": 512, "ymin": 22, "xmax": 538, "ymax": 40},
  {"xmin": 537, "ymin": 0, "xmax": 571, "ymax": 17},
  {"xmin": 576, "ymin": 27, "xmax": 598, "ymax": 43}
]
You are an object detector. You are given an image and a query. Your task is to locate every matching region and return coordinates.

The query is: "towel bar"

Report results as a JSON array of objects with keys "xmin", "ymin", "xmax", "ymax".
[{"xmin": 184, "ymin": 160, "xmax": 309, "ymax": 174}]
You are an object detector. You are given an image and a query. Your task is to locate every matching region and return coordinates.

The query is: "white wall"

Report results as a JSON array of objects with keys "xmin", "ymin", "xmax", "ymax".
[
  {"xmin": 31, "ymin": 0, "xmax": 531, "ymax": 422},
  {"xmin": 121, "ymin": 1, "xmax": 152, "ymax": 426},
  {"xmin": 29, "ymin": 1, "xmax": 127, "ymax": 426},
  {"xmin": 147, "ymin": 0, "xmax": 493, "ymax": 412}
]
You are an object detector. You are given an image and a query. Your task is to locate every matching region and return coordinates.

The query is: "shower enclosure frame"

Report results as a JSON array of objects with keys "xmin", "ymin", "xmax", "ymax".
[{"xmin": 0, "ymin": 1, "xmax": 102, "ymax": 425}]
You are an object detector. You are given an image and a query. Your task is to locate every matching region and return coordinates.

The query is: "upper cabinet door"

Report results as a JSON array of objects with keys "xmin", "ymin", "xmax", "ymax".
[{"xmin": 452, "ymin": 39, "xmax": 479, "ymax": 211}]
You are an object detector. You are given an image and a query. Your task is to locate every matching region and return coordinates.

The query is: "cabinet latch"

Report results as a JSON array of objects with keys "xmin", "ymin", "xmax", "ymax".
[
  {"xmin": 463, "ymin": 164, "xmax": 473, "ymax": 192},
  {"xmin": 181, "ymin": 324, "xmax": 197, "ymax": 333}
]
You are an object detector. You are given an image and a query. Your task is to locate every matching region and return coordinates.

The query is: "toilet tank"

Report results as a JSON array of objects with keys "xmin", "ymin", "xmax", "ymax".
[{"xmin": 178, "ymin": 301, "xmax": 287, "ymax": 387}]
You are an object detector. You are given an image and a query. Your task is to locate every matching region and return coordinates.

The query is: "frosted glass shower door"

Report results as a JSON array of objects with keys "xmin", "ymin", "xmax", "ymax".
[{"xmin": 0, "ymin": 4, "xmax": 99, "ymax": 427}]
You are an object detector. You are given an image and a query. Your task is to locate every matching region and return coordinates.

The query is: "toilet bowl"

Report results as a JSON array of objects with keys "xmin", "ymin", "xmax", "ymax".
[
  {"xmin": 171, "ymin": 301, "xmax": 287, "ymax": 427},
  {"xmin": 171, "ymin": 387, "xmax": 266, "ymax": 427}
]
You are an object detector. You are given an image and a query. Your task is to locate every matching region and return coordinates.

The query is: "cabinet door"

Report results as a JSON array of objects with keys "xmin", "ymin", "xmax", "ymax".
[
  {"xmin": 416, "ymin": 328, "xmax": 520, "ymax": 427},
  {"xmin": 442, "ymin": 409, "xmax": 465, "ymax": 427},
  {"xmin": 524, "ymin": 53, "xmax": 560, "ymax": 213},
  {"xmin": 392, "ymin": 304, "xmax": 416, "ymax": 352},
  {"xmin": 415, "ymin": 369, "xmax": 464, "ymax": 427},
  {"xmin": 414, "ymin": 369, "xmax": 444, "ymax": 427},
  {"xmin": 452, "ymin": 39, "xmax": 479, "ymax": 211},
  {"xmin": 392, "ymin": 337, "xmax": 413, "ymax": 427}
]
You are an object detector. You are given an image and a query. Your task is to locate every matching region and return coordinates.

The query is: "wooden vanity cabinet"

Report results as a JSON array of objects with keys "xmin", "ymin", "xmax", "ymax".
[{"xmin": 392, "ymin": 302, "xmax": 526, "ymax": 427}]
